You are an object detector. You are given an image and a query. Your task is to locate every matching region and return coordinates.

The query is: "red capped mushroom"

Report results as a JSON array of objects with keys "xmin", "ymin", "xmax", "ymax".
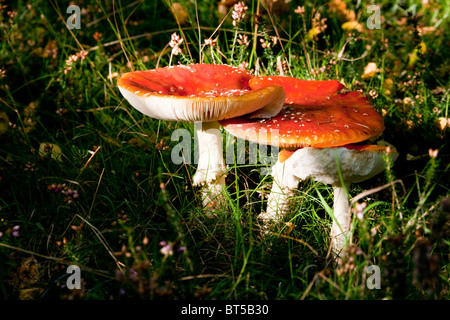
[
  {"xmin": 118, "ymin": 64, "xmax": 285, "ymax": 207},
  {"xmin": 220, "ymin": 88, "xmax": 385, "ymax": 215},
  {"xmin": 220, "ymin": 79, "xmax": 384, "ymax": 149},
  {"xmin": 220, "ymin": 76, "xmax": 394, "ymax": 254}
]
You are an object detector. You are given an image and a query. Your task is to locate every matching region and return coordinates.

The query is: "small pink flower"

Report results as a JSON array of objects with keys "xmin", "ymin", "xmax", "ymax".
[
  {"xmin": 169, "ymin": 33, "xmax": 184, "ymax": 56},
  {"xmin": 237, "ymin": 34, "xmax": 249, "ymax": 46},
  {"xmin": 159, "ymin": 241, "xmax": 173, "ymax": 256},
  {"xmin": 160, "ymin": 244, "xmax": 173, "ymax": 256},
  {"xmin": 12, "ymin": 225, "xmax": 20, "ymax": 237},
  {"xmin": 294, "ymin": 6, "xmax": 305, "ymax": 15},
  {"xmin": 204, "ymin": 38, "xmax": 217, "ymax": 47},
  {"xmin": 232, "ymin": 2, "xmax": 248, "ymax": 27}
]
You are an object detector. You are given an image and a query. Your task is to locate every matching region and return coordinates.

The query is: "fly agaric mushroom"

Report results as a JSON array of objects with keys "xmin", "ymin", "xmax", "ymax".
[
  {"xmin": 220, "ymin": 76, "xmax": 390, "ymax": 253},
  {"xmin": 220, "ymin": 76, "xmax": 385, "ymax": 215},
  {"xmin": 117, "ymin": 64, "xmax": 285, "ymax": 207}
]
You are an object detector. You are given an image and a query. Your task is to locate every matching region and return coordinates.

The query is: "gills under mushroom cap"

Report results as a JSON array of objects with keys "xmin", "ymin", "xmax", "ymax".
[
  {"xmin": 117, "ymin": 64, "xmax": 286, "ymax": 122},
  {"xmin": 219, "ymin": 77, "xmax": 384, "ymax": 148}
]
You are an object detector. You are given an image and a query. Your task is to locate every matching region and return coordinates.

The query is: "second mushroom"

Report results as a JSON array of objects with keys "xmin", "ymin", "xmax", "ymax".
[{"xmin": 220, "ymin": 75, "xmax": 397, "ymax": 254}]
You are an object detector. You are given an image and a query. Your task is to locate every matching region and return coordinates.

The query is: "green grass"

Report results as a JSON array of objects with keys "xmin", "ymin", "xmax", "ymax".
[{"xmin": 0, "ymin": 0, "xmax": 448, "ymax": 300}]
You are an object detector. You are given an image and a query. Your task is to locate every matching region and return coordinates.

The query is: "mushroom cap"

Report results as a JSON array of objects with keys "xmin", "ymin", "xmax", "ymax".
[
  {"xmin": 249, "ymin": 76, "xmax": 346, "ymax": 106},
  {"xmin": 117, "ymin": 64, "xmax": 285, "ymax": 122},
  {"xmin": 284, "ymin": 145, "xmax": 399, "ymax": 185},
  {"xmin": 219, "ymin": 77, "xmax": 384, "ymax": 148}
]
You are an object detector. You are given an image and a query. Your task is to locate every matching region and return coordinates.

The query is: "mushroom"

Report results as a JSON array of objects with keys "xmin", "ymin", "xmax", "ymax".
[
  {"xmin": 280, "ymin": 144, "xmax": 398, "ymax": 254},
  {"xmin": 117, "ymin": 64, "xmax": 285, "ymax": 208},
  {"xmin": 220, "ymin": 75, "xmax": 390, "ymax": 253},
  {"xmin": 220, "ymin": 75, "xmax": 384, "ymax": 213}
]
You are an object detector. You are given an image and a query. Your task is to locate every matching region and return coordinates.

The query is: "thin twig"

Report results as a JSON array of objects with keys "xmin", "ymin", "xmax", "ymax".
[
  {"xmin": 0, "ymin": 242, "xmax": 112, "ymax": 278},
  {"xmin": 194, "ymin": 0, "xmax": 202, "ymax": 63},
  {"xmin": 112, "ymin": 0, "xmax": 133, "ymax": 71},
  {"xmin": 83, "ymin": 146, "xmax": 101, "ymax": 169},
  {"xmin": 350, "ymin": 179, "xmax": 406, "ymax": 205},
  {"xmin": 263, "ymin": 3, "xmax": 293, "ymax": 77},
  {"xmin": 76, "ymin": 214, "xmax": 125, "ymax": 271},
  {"xmin": 180, "ymin": 274, "xmax": 232, "ymax": 281},
  {"xmin": 256, "ymin": 228, "xmax": 319, "ymax": 256},
  {"xmin": 300, "ymin": 273, "xmax": 318, "ymax": 300},
  {"xmin": 86, "ymin": 0, "xmax": 143, "ymax": 27}
]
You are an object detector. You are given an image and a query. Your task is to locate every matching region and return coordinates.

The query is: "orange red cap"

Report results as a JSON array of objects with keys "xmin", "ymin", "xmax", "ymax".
[{"xmin": 220, "ymin": 76, "xmax": 384, "ymax": 149}]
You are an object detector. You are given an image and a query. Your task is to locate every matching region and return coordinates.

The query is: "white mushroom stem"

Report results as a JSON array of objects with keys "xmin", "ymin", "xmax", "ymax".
[
  {"xmin": 193, "ymin": 121, "xmax": 227, "ymax": 207},
  {"xmin": 266, "ymin": 146, "xmax": 398, "ymax": 255},
  {"xmin": 331, "ymin": 183, "xmax": 351, "ymax": 255},
  {"xmin": 262, "ymin": 159, "xmax": 300, "ymax": 222}
]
